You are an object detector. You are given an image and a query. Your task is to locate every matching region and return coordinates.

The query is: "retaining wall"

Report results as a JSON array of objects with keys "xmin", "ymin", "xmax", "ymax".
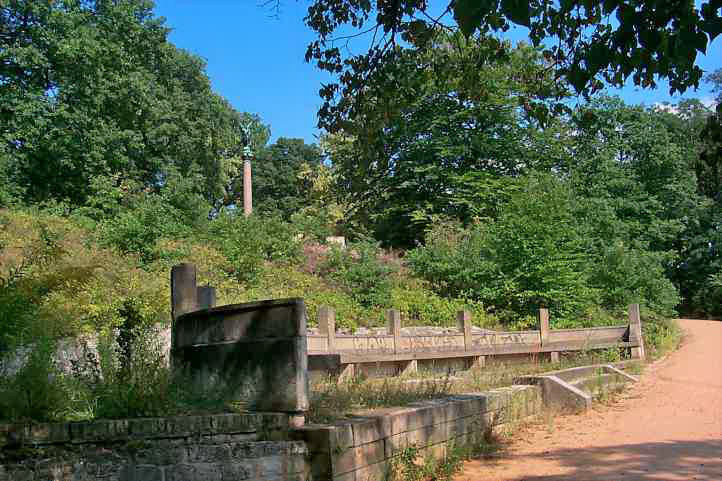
[
  {"xmin": 292, "ymin": 385, "xmax": 542, "ymax": 481},
  {"xmin": 0, "ymin": 413, "xmax": 308, "ymax": 481}
]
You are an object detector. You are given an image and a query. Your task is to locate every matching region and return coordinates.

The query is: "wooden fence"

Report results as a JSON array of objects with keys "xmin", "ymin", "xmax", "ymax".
[{"xmin": 307, "ymin": 304, "xmax": 645, "ymax": 379}]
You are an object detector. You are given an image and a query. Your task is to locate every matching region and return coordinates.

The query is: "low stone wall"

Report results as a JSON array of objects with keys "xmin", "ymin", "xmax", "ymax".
[
  {"xmin": 292, "ymin": 385, "xmax": 542, "ymax": 481},
  {"xmin": 0, "ymin": 413, "xmax": 308, "ymax": 481}
]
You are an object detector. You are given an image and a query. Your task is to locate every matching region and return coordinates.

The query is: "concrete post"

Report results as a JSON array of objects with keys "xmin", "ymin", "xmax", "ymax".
[
  {"xmin": 457, "ymin": 310, "xmax": 472, "ymax": 351},
  {"xmin": 538, "ymin": 308, "xmax": 550, "ymax": 345},
  {"xmin": 318, "ymin": 306, "xmax": 336, "ymax": 352},
  {"xmin": 171, "ymin": 263, "xmax": 197, "ymax": 352},
  {"xmin": 387, "ymin": 309, "xmax": 401, "ymax": 354},
  {"xmin": 628, "ymin": 303, "xmax": 645, "ymax": 360},
  {"xmin": 171, "ymin": 263, "xmax": 198, "ymax": 321},
  {"xmin": 539, "ymin": 307, "xmax": 558, "ymax": 362},
  {"xmin": 197, "ymin": 286, "xmax": 216, "ymax": 310},
  {"xmin": 243, "ymin": 158, "xmax": 252, "ymax": 217}
]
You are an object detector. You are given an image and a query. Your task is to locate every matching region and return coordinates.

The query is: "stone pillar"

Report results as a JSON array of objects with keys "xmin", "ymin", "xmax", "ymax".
[
  {"xmin": 387, "ymin": 309, "xmax": 401, "ymax": 354},
  {"xmin": 628, "ymin": 303, "xmax": 645, "ymax": 360},
  {"xmin": 171, "ymin": 263, "xmax": 198, "ymax": 321},
  {"xmin": 243, "ymin": 158, "xmax": 252, "ymax": 217},
  {"xmin": 550, "ymin": 351, "xmax": 560, "ymax": 363},
  {"xmin": 197, "ymin": 286, "xmax": 216, "ymax": 310},
  {"xmin": 457, "ymin": 310, "xmax": 472, "ymax": 351},
  {"xmin": 318, "ymin": 306, "xmax": 336, "ymax": 352}
]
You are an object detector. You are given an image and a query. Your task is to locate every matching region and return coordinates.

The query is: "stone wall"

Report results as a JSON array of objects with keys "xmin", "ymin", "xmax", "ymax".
[
  {"xmin": 0, "ymin": 413, "xmax": 308, "ymax": 481},
  {"xmin": 291, "ymin": 385, "xmax": 542, "ymax": 481}
]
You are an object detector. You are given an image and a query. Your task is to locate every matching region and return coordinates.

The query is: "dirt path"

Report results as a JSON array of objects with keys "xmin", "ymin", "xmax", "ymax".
[{"xmin": 455, "ymin": 319, "xmax": 722, "ymax": 481}]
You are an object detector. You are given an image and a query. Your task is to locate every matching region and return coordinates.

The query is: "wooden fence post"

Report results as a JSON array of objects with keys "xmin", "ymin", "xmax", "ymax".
[
  {"xmin": 318, "ymin": 306, "xmax": 336, "ymax": 352},
  {"xmin": 628, "ymin": 303, "xmax": 645, "ymax": 360}
]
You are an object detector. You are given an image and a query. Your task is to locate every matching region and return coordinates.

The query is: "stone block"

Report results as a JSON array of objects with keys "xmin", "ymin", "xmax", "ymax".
[
  {"xmin": 221, "ymin": 463, "xmax": 253, "ymax": 481},
  {"xmin": 333, "ymin": 439, "xmax": 385, "ymax": 476},
  {"xmin": 70, "ymin": 419, "xmax": 130, "ymax": 443},
  {"xmin": 165, "ymin": 464, "xmax": 197, "ymax": 481},
  {"xmin": 353, "ymin": 459, "xmax": 392, "ymax": 481},
  {"xmin": 257, "ymin": 456, "xmax": 285, "ymax": 478},
  {"xmin": 129, "ymin": 465, "xmax": 164, "ymax": 481},
  {"xmin": 128, "ymin": 417, "xmax": 169, "ymax": 439},
  {"xmin": 27, "ymin": 422, "xmax": 71, "ymax": 445},
  {"xmin": 447, "ymin": 394, "xmax": 486, "ymax": 418},
  {"xmin": 173, "ymin": 298, "xmax": 309, "ymax": 413},
  {"xmin": 175, "ymin": 299, "xmax": 306, "ymax": 345},
  {"xmin": 186, "ymin": 444, "xmax": 231, "ymax": 463},
  {"xmin": 350, "ymin": 418, "xmax": 384, "ymax": 446},
  {"xmin": 134, "ymin": 444, "xmax": 188, "ymax": 466}
]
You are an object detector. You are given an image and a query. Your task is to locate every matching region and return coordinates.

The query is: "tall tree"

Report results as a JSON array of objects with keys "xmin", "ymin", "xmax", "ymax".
[
  {"xmin": 252, "ymin": 138, "xmax": 324, "ymax": 219},
  {"xmin": 0, "ymin": 0, "xmax": 247, "ymax": 206},
  {"xmin": 326, "ymin": 37, "xmax": 571, "ymax": 246}
]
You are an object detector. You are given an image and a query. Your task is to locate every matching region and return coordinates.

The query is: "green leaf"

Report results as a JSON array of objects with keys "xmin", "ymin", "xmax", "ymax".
[
  {"xmin": 453, "ymin": 0, "xmax": 492, "ymax": 36},
  {"xmin": 501, "ymin": 0, "xmax": 532, "ymax": 27}
]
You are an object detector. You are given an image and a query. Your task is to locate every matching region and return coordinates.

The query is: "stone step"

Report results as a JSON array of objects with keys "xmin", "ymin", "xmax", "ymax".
[{"xmin": 570, "ymin": 373, "xmax": 630, "ymax": 398}]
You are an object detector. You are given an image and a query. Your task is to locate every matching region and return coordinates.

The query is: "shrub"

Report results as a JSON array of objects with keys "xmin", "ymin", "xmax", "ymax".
[
  {"xmin": 90, "ymin": 326, "xmax": 173, "ymax": 419},
  {"xmin": 0, "ymin": 209, "xmax": 169, "ymax": 342},
  {"xmin": 589, "ymin": 242, "xmax": 680, "ymax": 318},
  {"xmin": 95, "ymin": 195, "xmax": 194, "ymax": 264},
  {"xmin": 0, "ymin": 337, "xmax": 75, "ymax": 422},
  {"xmin": 205, "ymin": 212, "xmax": 301, "ymax": 284},
  {"xmin": 322, "ymin": 242, "xmax": 396, "ymax": 308},
  {"xmin": 390, "ymin": 281, "xmax": 493, "ymax": 328},
  {"xmin": 409, "ymin": 175, "xmax": 599, "ymax": 326},
  {"xmin": 642, "ymin": 313, "xmax": 682, "ymax": 359}
]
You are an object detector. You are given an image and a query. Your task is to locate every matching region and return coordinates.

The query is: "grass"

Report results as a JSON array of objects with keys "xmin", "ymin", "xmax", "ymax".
[{"xmin": 307, "ymin": 347, "xmax": 636, "ymax": 424}]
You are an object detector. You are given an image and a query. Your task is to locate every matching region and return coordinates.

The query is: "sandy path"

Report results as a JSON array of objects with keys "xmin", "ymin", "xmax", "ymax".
[{"xmin": 455, "ymin": 319, "xmax": 722, "ymax": 481}]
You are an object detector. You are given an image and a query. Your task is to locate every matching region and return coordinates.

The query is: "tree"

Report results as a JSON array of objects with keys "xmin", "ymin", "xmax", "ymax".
[
  {"xmin": 696, "ymin": 69, "xmax": 722, "ymax": 202},
  {"xmin": 567, "ymin": 97, "xmax": 701, "ymax": 314},
  {"xmin": 302, "ymin": 0, "xmax": 722, "ymax": 131},
  {"xmin": 252, "ymin": 138, "xmax": 324, "ymax": 219},
  {"xmin": 407, "ymin": 174, "xmax": 599, "ymax": 325},
  {"xmin": 325, "ymin": 37, "xmax": 572, "ymax": 246},
  {"xmin": 0, "ymin": 0, "xmax": 247, "ymax": 206}
]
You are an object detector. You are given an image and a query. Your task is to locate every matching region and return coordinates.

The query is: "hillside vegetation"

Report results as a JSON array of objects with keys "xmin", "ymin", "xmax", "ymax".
[{"xmin": 0, "ymin": 1, "xmax": 719, "ymax": 422}]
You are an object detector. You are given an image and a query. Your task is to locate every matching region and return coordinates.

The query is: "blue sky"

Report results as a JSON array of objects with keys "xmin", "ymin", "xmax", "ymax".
[{"xmin": 154, "ymin": 1, "xmax": 721, "ymax": 145}]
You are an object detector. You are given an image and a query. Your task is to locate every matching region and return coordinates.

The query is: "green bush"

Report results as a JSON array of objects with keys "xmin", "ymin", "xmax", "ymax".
[
  {"xmin": 90, "ymin": 327, "xmax": 174, "ymax": 419},
  {"xmin": 205, "ymin": 212, "xmax": 301, "ymax": 284},
  {"xmin": 408, "ymin": 175, "xmax": 599, "ymax": 326},
  {"xmin": 390, "ymin": 282, "xmax": 493, "ymax": 328},
  {"xmin": 589, "ymin": 242, "xmax": 680, "ymax": 318},
  {"xmin": 322, "ymin": 242, "xmax": 396, "ymax": 308},
  {"xmin": 642, "ymin": 313, "xmax": 682, "ymax": 359}
]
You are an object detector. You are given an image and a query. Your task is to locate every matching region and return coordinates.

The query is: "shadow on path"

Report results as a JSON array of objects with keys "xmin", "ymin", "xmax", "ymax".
[{"xmin": 486, "ymin": 439, "xmax": 722, "ymax": 481}]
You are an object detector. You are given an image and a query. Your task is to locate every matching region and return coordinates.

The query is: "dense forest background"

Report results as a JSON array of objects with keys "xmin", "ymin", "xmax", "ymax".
[{"xmin": 1, "ymin": 1, "xmax": 721, "ymax": 357}]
